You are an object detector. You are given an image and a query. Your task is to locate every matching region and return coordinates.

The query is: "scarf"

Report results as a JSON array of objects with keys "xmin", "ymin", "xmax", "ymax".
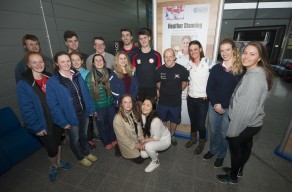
[
  {"xmin": 125, "ymin": 111, "xmax": 141, "ymax": 142},
  {"xmin": 91, "ymin": 67, "xmax": 111, "ymax": 100}
]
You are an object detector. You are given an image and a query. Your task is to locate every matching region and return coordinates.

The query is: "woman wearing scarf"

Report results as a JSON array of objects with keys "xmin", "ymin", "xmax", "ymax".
[
  {"xmin": 85, "ymin": 54, "xmax": 117, "ymax": 150},
  {"xmin": 113, "ymin": 94, "xmax": 144, "ymax": 164}
]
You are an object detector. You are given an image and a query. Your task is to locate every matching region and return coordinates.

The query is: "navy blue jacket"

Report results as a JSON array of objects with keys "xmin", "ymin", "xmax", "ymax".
[
  {"xmin": 16, "ymin": 73, "xmax": 51, "ymax": 133},
  {"xmin": 109, "ymin": 71, "xmax": 139, "ymax": 107},
  {"xmin": 207, "ymin": 63, "xmax": 244, "ymax": 109},
  {"xmin": 46, "ymin": 72, "xmax": 95, "ymax": 128}
]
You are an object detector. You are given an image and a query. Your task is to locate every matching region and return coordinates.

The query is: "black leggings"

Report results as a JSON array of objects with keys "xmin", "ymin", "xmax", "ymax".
[
  {"xmin": 39, "ymin": 125, "xmax": 63, "ymax": 157},
  {"xmin": 228, "ymin": 126, "xmax": 261, "ymax": 180}
]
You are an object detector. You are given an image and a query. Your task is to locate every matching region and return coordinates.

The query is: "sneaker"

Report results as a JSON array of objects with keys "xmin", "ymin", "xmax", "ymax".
[
  {"xmin": 58, "ymin": 160, "xmax": 71, "ymax": 170},
  {"xmin": 145, "ymin": 160, "xmax": 160, "ymax": 172},
  {"xmin": 171, "ymin": 136, "xmax": 177, "ymax": 146},
  {"xmin": 214, "ymin": 158, "xmax": 224, "ymax": 168},
  {"xmin": 203, "ymin": 151, "xmax": 214, "ymax": 160},
  {"xmin": 49, "ymin": 166, "xmax": 58, "ymax": 181},
  {"xmin": 80, "ymin": 158, "xmax": 92, "ymax": 167},
  {"xmin": 86, "ymin": 154, "xmax": 97, "ymax": 162},
  {"xmin": 105, "ymin": 144, "xmax": 113, "ymax": 149},
  {"xmin": 222, "ymin": 167, "xmax": 243, "ymax": 177},
  {"xmin": 217, "ymin": 174, "xmax": 238, "ymax": 184}
]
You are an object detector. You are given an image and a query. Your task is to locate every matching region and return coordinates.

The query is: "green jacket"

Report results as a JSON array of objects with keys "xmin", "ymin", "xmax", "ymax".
[{"xmin": 85, "ymin": 73, "xmax": 114, "ymax": 110}]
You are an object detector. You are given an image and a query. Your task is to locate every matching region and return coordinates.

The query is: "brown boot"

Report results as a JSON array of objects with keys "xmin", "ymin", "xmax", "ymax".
[
  {"xmin": 185, "ymin": 132, "xmax": 197, "ymax": 148},
  {"xmin": 194, "ymin": 139, "xmax": 205, "ymax": 155}
]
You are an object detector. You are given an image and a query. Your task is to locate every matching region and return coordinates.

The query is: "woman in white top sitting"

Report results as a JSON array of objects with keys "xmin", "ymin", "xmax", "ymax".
[{"xmin": 140, "ymin": 97, "xmax": 171, "ymax": 172}]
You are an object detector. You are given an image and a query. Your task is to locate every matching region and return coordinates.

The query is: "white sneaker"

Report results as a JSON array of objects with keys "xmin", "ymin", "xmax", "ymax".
[
  {"xmin": 141, "ymin": 151, "xmax": 149, "ymax": 158},
  {"xmin": 145, "ymin": 160, "xmax": 160, "ymax": 172}
]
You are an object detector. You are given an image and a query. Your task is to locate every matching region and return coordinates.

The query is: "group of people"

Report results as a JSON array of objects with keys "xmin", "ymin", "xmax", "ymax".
[
  {"xmin": 15, "ymin": 27, "xmax": 274, "ymax": 185},
  {"xmin": 180, "ymin": 37, "xmax": 274, "ymax": 184}
]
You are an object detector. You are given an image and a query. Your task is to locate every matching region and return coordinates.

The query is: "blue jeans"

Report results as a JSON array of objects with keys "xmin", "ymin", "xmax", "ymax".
[
  {"xmin": 95, "ymin": 106, "xmax": 116, "ymax": 146},
  {"xmin": 67, "ymin": 110, "xmax": 90, "ymax": 160},
  {"xmin": 208, "ymin": 102, "xmax": 229, "ymax": 159},
  {"xmin": 187, "ymin": 96, "xmax": 208, "ymax": 139}
]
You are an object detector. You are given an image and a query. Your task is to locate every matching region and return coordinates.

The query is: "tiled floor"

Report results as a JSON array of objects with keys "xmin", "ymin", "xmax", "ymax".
[{"xmin": 1, "ymin": 78, "xmax": 292, "ymax": 192}]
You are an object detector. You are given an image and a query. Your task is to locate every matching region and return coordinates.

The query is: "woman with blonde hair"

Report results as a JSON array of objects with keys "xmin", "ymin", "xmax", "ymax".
[
  {"xmin": 217, "ymin": 41, "xmax": 274, "ymax": 184},
  {"xmin": 176, "ymin": 35, "xmax": 191, "ymax": 68},
  {"xmin": 110, "ymin": 50, "xmax": 139, "ymax": 108},
  {"xmin": 203, "ymin": 38, "xmax": 244, "ymax": 168}
]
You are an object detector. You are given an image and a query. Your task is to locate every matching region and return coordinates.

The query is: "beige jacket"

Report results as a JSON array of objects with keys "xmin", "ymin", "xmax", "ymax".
[{"xmin": 113, "ymin": 114, "xmax": 144, "ymax": 159}]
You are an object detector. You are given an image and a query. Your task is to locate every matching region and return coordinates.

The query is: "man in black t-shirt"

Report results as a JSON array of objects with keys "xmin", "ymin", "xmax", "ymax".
[
  {"xmin": 132, "ymin": 29, "xmax": 162, "ymax": 106},
  {"xmin": 155, "ymin": 48, "xmax": 188, "ymax": 146}
]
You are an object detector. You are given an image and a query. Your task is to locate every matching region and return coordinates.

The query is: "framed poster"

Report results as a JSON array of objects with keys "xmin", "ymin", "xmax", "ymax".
[{"xmin": 155, "ymin": 0, "xmax": 222, "ymax": 137}]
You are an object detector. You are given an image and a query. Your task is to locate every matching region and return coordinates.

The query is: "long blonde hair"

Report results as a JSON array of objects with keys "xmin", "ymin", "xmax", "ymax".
[
  {"xmin": 219, "ymin": 38, "xmax": 243, "ymax": 75},
  {"xmin": 114, "ymin": 50, "xmax": 133, "ymax": 78}
]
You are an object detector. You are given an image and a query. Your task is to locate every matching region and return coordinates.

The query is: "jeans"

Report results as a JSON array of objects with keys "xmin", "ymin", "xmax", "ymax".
[
  {"xmin": 208, "ymin": 102, "xmax": 229, "ymax": 159},
  {"xmin": 67, "ymin": 110, "xmax": 90, "ymax": 160},
  {"xmin": 187, "ymin": 96, "xmax": 208, "ymax": 139},
  {"xmin": 228, "ymin": 126, "xmax": 261, "ymax": 180},
  {"xmin": 95, "ymin": 106, "xmax": 116, "ymax": 146}
]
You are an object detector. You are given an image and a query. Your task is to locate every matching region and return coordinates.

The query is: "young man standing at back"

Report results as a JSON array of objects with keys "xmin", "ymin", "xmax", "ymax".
[
  {"xmin": 120, "ymin": 28, "xmax": 139, "ymax": 62},
  {"xmin": 15, "ymin": 34, "xmax": 54, "ymax": 83},
  {"xmin": 132, "ymin": 29, "xmax": 162, "ymax": 105},
  {"xmin": 64, "ymin": 30, "xmax": 88, "ymax": 68}
]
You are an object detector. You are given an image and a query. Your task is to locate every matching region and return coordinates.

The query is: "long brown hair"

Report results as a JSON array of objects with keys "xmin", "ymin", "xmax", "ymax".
[
  {"xmin": 219, "ymin": 38, "xmax": 243, "ymax": 75},
  {"xmin": 113, "ymin": 50, "xmax": 133, "ymax": 78},
  {"xmin": 90, "ymin": 54, "xmax": 111, "ymax": 100},
  {"xmin": 188, "ymin": 40, "xmax": 205, "ymax": 61},
  {"xmin": 117, "ymin": 94, "xmax": 141, "ymax": 123},
  {"xmin": 243, "ymin": 41, "xmax": 274, "ymax": 91}
]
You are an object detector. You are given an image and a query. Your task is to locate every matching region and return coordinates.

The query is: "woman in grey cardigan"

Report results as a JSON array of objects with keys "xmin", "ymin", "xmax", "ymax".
[{"xmin": 217, "ymin": 41, "xmax": 274, "ymax": 184}]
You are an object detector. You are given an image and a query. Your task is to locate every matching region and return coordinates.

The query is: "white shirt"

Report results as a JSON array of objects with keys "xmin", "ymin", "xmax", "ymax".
[
  {"xmin": 142, "ymin": 115, "xmax": 170, "ymax": 141},
  {"xmin": 187, "ymin": 57, "xmax": 214, "ymax": 98}
]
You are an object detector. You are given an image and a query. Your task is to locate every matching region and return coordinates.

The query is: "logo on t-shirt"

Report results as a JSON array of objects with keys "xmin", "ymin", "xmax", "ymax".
[
  {"xmin": 161, "ymin": 73, "xmax": 166, "ymax": 79},
  {"xmin": 174, "ymin": 74, "xmax": 180, "ymax": 79},
  {"xmin": 137, "ymin": 59, "xmax": 141, "ymax": 64},
  {"xmin": 149, "ymin": 58, "xmax": 154, "ymax": 64}
]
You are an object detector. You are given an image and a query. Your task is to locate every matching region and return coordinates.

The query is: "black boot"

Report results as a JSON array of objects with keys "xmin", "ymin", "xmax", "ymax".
[
  {"xmin": 185, "ymin": 132, "xmax": 197, "ymax": 148},
  {"xmin": 114, "ymin": 144, "xmax": 122, "ymax": 157},
  {"xmin": 194, "ymin": 139, "xmax": 205, "ymax": 155}
]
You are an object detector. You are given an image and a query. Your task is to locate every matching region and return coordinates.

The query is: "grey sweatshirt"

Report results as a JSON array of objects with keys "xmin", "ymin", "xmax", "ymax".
[{"xmin": 227, "ymin": 67, "xmax": 268, "ymax": 137}]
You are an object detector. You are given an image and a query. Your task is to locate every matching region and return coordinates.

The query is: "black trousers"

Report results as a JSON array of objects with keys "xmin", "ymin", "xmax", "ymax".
[
  {"xmin": 87, "ymin": 116, "xmax": 95, "ymax": 141},
  {"xmin": 39, "ymin": 124, "xmax": 63, "ymax": 157},
  {"xmin": 227, "ymin": 126, "xmax": 261, "ymax": 180},
  {"xmin": 187, "ymin": 96, "xmax": 208, "ymax": 139}
]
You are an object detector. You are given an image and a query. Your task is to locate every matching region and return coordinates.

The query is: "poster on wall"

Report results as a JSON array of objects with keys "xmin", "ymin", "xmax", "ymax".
[
  {"xmin": 162, "ymin": 4, "xmax": 210, "ymax": 126},
  {"xmin": 162, "ymin": 4, "xmax": 210, "ymax": 66},
  {"xmin": 157, "ymin": 0, "xmax": 221, "ymax": 137}
]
